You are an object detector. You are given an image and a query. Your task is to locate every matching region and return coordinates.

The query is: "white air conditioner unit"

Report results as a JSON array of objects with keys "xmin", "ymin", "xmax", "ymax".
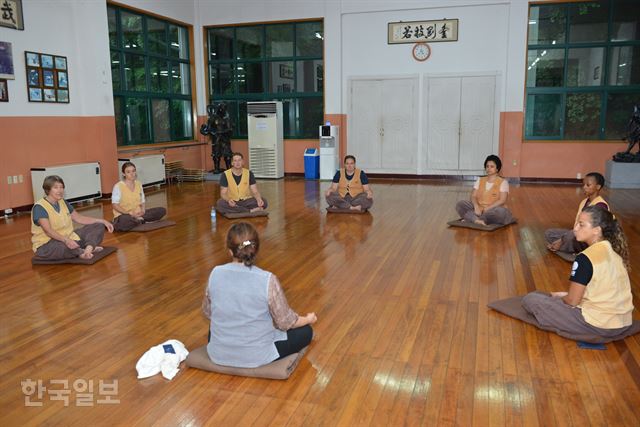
[
  {"xmin": 31, "ymin": 162, "xmax": 102, "ymax": 204},
  {"xmin": 118, "ymin": 154, "xmax": 166, "ymax": 186},
  {"xmin": 247, "ymin": 101, "xmax": 284, "ymax": 179}
]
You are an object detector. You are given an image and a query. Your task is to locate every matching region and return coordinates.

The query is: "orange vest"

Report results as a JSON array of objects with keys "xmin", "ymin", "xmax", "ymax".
[
  {"xmin": 31, "ymin": 198, "xmax": 80, "ymax": 252},
  {"xmin": 338, "ymin": 168, "xmax": 364, "ymax": 198},
  {"xmin": 224, "ymin": 168, "xmax": 252, "ymax": 201},
  {"xmin": 477, "ymin": 176, "xmax": 505, "ymax": 208},
  {"xmin": 113, "ymin": 180, "xmax": 143, "ymax": 218},
  {"xmin": 574, "ymin": 196, "xmax": 609, "ymax": 225}
]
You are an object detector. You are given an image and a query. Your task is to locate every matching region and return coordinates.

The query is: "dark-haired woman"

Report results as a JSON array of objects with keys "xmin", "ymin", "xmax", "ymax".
[
  {"xmin": 201, "ymin": 222, "xmax": 317, "ymax": 368},
  {"xmin": 522, "ymin": 206, "xmax": 634, "ymax": 343},
  {"xmin": 31, "ymin": 175, "xmax": 113, "ymax": 260},
  {"xmin": 111, "ymin": 162, "xmax": 166, "ymax": 232},
  {"xmin": 455, "ymin": 154, "xmax": 513, "ymax": 226},
  {"xmin": 545, "ymin": 172, "xmax": 609, "ymax": 254}
]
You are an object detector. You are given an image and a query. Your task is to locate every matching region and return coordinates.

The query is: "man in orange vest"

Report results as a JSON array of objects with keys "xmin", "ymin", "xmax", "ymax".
[
  {"xmin": 216, "ymin": 153, "xmax": 267, "ymax": 214},
  {"xmin": 325, "ymin": 155, "xmax": 373, "ymax": 212}
]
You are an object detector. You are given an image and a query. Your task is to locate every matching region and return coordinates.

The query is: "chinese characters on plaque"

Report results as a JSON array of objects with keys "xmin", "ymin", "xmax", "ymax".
[
  {"xmin": 388, "ymin": 19, "xmax": 458, "ymax": 44},
  {"xmin": 0, "ymin": 0, "xmax": 24, "ymax": 30}
]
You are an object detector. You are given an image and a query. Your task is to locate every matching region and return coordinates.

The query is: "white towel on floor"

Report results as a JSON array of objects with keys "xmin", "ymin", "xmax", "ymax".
[{"xmin": 136, "ymin": 339, "xmax": 189, "ymax": 380}]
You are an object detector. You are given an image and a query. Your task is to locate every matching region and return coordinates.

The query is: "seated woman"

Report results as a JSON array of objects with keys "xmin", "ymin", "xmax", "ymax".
[
  {"xmin": 455, "ymin": 154, "xmax": 513, "ymax": 226},
  {"xmin": 522, "ymin": 206, "xmax": 634, "ymax": 342},
  {"xmin": 201, "ymin": 222, "xmax": 317, "ymax": 368},
  {"xmin": 111, "ymin": 162, "xmax": 166, "ymax": 232},
  {"xmin": 32, "ymin": 175, "xmax": 113, "ymax": 260},
  {"xmin": 545, "ymin": 172, "xmax": 609, "ymax": 254}
]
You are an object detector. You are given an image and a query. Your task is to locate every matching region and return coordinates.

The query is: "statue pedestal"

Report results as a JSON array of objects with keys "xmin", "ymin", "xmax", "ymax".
[{"xmin": 605, "ymin": 159, "xmax": 640, "ymax": 189}]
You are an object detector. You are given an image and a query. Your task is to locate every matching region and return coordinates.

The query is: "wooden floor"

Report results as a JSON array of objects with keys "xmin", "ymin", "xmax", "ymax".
[{"xmin": 1, "ymin": 178, "xmax": 640, "ymax": 426}]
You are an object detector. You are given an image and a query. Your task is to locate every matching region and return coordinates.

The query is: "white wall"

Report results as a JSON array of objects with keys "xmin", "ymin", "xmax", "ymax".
[{"xmin": 0, "ymin": 0, "xmax": 114, "ymax": 116}]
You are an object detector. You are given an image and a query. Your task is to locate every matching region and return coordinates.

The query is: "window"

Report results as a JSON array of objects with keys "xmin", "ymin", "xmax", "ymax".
[
  {"xmin": 108, "ymin": 6, "xmax": 193, "ymax": 146},
  {"xmin": 525, "ymin": 0, "xmax": 640, "ymax": 140},
  {"xmin": 206, "ymin": 21, "xmax": 324, "ymax": 138}
]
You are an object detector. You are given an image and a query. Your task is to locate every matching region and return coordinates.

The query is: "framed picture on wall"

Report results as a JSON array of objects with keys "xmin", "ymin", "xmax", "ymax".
[
  {"xmin": 0, "ymin": 0, "xmax": 24, "ymax": 31},
  {"xmin": 26, "ymin": 67, "xmax": 40, "ymax": 86},
  {"xmin": 41, "ymin": 54, "xmax": 53, "ymax": 69},
  {"xmin": 25, "ymin": 51, "xmax": 69, "ymax": 103},
  {"xmin": 0, "ymin": 79, "xmax": 8, "ymax": 102},
  {"xmin": 43, "ymin": 88, "xmax": 56, "ymax": 102},
  {"xmin": 28, "ymin": 87, "xmax": 42, "ymax": 102},
  {"xmin": 57, "ymin": 71, "xmax": 67, "ymax": 88},
  {"xmin": 25, "ymin": 51, "xmax": 39, "ymax": 67},
  {"xmin": 0, "ymin": 42, "xmax": 15, "ymax": 79},
  {"xmin": 43, "ymin": 69, "xmax": 54, "ymax": 87},
  {"xmin": 55, "ymin": 56, "xmax": 67, "ymax": 70},
  {"xmin": 279, "ymin": 63, "xmax": 293, "ymax": 79}
]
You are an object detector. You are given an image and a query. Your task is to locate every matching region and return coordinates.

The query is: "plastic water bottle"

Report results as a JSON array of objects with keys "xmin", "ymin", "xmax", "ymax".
[{"xmin": 210, "ymin": 206, "xmax": 217, "ymax": 229}]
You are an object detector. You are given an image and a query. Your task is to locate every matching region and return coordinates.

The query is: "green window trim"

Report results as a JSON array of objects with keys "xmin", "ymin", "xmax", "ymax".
[
  {"xmin": 206, "ymin": 21, "xmax": 324, "ymax": 139},
  {"xmin": 108, "ymin": 5, "xmax": 194, "ymax": 146},
  {"xmin": 525, "ymin": 0, "xmax": 640, "ymax": 141}
]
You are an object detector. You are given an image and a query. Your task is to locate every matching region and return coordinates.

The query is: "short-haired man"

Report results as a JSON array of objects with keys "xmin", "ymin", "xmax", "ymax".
[
  {"xmin": 325, "ymin": 155, "xmax": 373, "ymax": 212},
  {"xmin": 216, "ymin": 153, "xmax": 268, "ymax": 214}
]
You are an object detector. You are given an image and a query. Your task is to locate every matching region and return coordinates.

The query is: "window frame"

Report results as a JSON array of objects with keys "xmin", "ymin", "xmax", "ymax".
[
  {"xmin": 108, "ymin": 4, "xmax": 196, "ymax": 147},
  {"xmin": 205, "ymin": 19, "xmax": 324, "ymax": 139},
  {"xmin": 525, "ymin": 0, "xmax": 640, "ymax": 141}
]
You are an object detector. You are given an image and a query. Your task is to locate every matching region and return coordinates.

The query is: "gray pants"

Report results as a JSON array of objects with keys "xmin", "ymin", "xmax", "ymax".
[
  {"xmin": 455, "ymin": 200, "xmax": 513, "ymax": 225},
  {"xmin": 326, "ymin": 192, "xmax": 373, "ymax": 210},
  {"xmin": 544, "ymin": 228, "xmax": 586, "ymax": 253},
  {"xmin": 216, "ymin": 197, "xmax": 268, "ymax": 214},
  {"xmin": 113, "ymin": 207, "xmax": 167, "ymax": 232},
  {"xmin": 522, "ymin": 291, "xmax": 631, "ymax": 343},
  {"xmin": 34, "ymin": 223, "xmax": 106, "ymax": 260}
]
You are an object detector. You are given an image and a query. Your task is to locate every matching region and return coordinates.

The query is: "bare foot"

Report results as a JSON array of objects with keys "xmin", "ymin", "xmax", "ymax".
[
  {"xmin": 349, "ymin": 205, "xmax": 362, "ymax": 211},
  {"xmin": 474, "ymin": 219, "xmax": 487, "ymax": 226},
  {"xmin": 93, "ymin": 246, "xmax": 104, "ymax": 253},
  {"xmin": 250, "ymin": 207, "xmax": 264, "ymax": 213},
  {"xmin": 79, "ymin": 248, "xmax": 94, "ymax": 260}
]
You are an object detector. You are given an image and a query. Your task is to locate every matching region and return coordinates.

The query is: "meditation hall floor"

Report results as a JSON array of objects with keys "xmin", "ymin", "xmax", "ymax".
[{"xmin": 1, "ymin": 178, "xmax": 639, "ymax": 426}]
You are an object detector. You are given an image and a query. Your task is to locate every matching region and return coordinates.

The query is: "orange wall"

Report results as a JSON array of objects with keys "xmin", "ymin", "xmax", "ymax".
[
  {"xmin": 0, "ymin": 116, "xmax": 119, "ymax": 210},
  {"xmin": 499, "ymin": 112, "xmax": 627, "ymax": 179}
]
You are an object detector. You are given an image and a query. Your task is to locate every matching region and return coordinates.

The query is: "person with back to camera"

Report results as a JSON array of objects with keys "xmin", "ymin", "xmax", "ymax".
[
  {"xmin": 31, "ymin": 175, "xmax": 113, "ymax": 260},
  {"xmin": 325, "ymin": 155, "xmax": 373, "ymax": 211},
  {"xmin": 545, "ymin": 172, "xmax": 609, "ymax": 254},
  {"xmin": 111, "ymin": 162, "xmax": 167, "ymax": 232},
  {"xmin": 455, "ymin": 154, "xmax": 513, "ymax": 226},
  {"xmin": 521, "ymin": 206, "xmax": 634, "ymax": 343},
  {"xmin": 201, "ymin": 222, "xmax": 317, "ymax": 368}
]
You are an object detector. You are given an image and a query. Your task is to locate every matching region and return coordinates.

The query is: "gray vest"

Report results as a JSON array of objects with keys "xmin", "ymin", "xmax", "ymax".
[{"xmin": 206, "ymin": 263, "xmax": 287, "ymax": 367}]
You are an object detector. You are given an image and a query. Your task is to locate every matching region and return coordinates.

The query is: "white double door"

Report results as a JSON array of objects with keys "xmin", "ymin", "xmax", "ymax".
[
  {"xmin": 425, "ymin": 75, "xmax": 497, "ymax": 172},
  {"xmin": 348, "ymin": 77, "xmax": 418, "ymax": 173}
]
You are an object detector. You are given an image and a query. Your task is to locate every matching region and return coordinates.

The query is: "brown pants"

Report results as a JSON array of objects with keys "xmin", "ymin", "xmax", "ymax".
[
  {"xmin": 522, "ymin": 291, "xmax": 632, "ymax": 343},
  {"xmin": 113, "ymin": 207, "xmax": 167, "ymax": 232},
  {"xmin": 544, "ymin": 228, "xmax": 586, "ymax": 253},
  {"xmin": 455, "ymin": 200, "xmax": 513, "ymax": 225},
  {"xmin": 34, "ymin": 223, "xmax": 106, "ymax": 260},
  {"xmin": 326, "ymin": 192, "xmax": 373, "ymax": 210},
  {"xmin": 216, "ymin": 197, "xmax": 268, "ymax": 214}
]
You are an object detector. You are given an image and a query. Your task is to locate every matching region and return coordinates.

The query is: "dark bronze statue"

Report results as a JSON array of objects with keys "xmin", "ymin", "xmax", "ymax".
[
  {"xmin": 200, "ymin": 103, "xmax": 233, "ymax": 173},
  {"xmin": 613, "ymin": 104, "xmax": 640, "ymax": 163}
]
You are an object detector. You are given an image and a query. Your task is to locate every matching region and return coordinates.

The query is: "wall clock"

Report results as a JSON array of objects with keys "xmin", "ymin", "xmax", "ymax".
[{"xmin": 412, "ymin": 43, "xmax": 431, "ymax": 62}]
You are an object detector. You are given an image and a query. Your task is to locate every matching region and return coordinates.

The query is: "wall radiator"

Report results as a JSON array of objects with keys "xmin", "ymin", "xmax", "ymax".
[
  {"xmin": 118, "ymin": 154, "xmax": 166, "ymax": 187},
  {"xmin": 31, "ymin": 162, "xmax": 102, "ymax": 204}
]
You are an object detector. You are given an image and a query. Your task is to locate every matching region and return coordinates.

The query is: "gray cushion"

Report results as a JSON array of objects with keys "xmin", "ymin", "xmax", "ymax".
[
  {"xmin": 219, "ymin": 211, "xmax": 269, "ymax": 219},
  {"xmin": 32, "ymin": 246, "xmax": 117, "ymax": 265},
  {"xmin": 447, "ymin": 218, "xmax": 517, "ymax": 231},
  {"xmin": 488, "ymin": 294, "xmax": 640, "ymax": 343},
  {"xmin": 326, "ymin": 207, "xmax": 368, "ymax": 214},
  {"xmin": 185, "ymin": 345, "xmax": 307, "ymax": 380},
  {"xmin": 554, "ymin": 251, "xmax": 576, "ymax": 263},
  {"xmin": 130, "ymin": 220, "xmax": 176, "ymax": 232}
]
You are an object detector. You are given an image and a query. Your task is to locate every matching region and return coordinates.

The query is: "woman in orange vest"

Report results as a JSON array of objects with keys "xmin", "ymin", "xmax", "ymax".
[
  {"xmin": 325, "ymin": 155, "xmax": 373, "ymax": 212},
  {"xmin": 455, "ymin": 154, "xmax": 513, "ymax": 226},
  {"xmin": 31, "ymin": 175, "xmax": 113, "ymax": 260},
  {"xmin": 521, "ymin": 206, "xmax": 634, "ymax": 343},
  {"xmin": 111, "ymin": 162, "xmax": 167, "ymax": 232},
  {"xmin": 545, "ymin": 172, "xmax": 610, "ymax": 254}
]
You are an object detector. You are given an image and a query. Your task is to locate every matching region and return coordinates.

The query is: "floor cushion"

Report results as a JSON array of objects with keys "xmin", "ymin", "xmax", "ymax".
[
  {"xmin": 218, "ymin": 211, "xmax": 269, "ymax": 219},
  {"xmin": 32, "ymin": 246, "xmax": 117, "ymax": 265},
  {"xmin": 326, "ymin": 207, "xmax": 368, "ymax": 214},
  {"xmin": 447, "ymin": 218, "xmax": 517, "ymax": 231},
  {"xmin": 129, "ymin": 220, "xmax": 176, "ymax": 232}
]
